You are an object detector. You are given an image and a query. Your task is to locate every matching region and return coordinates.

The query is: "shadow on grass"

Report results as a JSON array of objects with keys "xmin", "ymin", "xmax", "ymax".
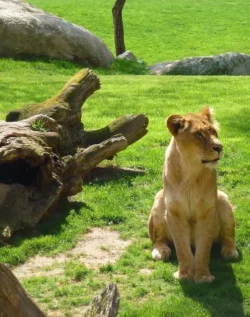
[
  {"xmin": 9, "ymin": 198, "xmax": 90, "ymax": 247},
  {"xmin": 0, "ymin": 55, "xmax": 84, "ymax": 70},
  {"xmin": 0, "ymin": 55, "xmax": 148, "ymax": 76},
  {"xmin": 85, "ymin": 166, "xmax": 146, "ymax": 185},
  {"xmin": 180, "ymin": 245, "xmax": 244, "ymax": 317},
  {"xmin": 5, "ymin": 168, "xmax": 142, "ymax": 249}
]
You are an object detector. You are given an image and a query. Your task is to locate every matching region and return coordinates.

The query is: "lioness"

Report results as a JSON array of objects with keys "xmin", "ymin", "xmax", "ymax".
[{"xmin": 148, "ymin": 107, "xmax": 238, "ymax": 283}]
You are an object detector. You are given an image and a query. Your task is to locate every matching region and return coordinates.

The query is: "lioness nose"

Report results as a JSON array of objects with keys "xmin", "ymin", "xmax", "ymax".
[{"xmin": 212, "ymin": 144, "xmax": 223, "ymax": 153}]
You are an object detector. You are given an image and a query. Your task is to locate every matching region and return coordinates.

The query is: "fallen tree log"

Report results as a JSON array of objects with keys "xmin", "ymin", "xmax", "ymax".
[
  {"xmin": 0, "ymin": 263, "xmax": 119, "ymax": 317},
  {"xmin": 0, "ymin": 69, "xmax": 148, "ymax": 239},
  {"xmin": 0, "ymin": 264, "xmax": 45, "ymax": 317}
]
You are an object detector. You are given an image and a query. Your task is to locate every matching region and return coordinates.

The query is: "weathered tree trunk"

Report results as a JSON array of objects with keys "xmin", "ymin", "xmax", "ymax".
[
  {"xmin": 112, "ymin": 0, "xmax": 126, "ymax": 56},
  {"xmin": 0, "ymin": 264, "xmax": 45, "ymax": 317},
  {"xmin": 0, "ymin": 264, "xmax": 119, "ymax": 317},
  {"xmin": 84, "ymin": 283, "xmax": 119, "ymax": 317},
  {"xmin": 0, "ymin": 69, "xmax": 148, "ymax": 239}
]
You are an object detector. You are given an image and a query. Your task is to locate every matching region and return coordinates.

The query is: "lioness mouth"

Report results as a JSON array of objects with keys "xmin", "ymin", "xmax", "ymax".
[{"xmin": 202, "ymin": 158, "xmax": 219, "ymax": 164}]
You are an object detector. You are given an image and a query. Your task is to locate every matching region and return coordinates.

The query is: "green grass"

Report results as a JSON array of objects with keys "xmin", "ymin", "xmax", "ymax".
[
  {"xmin": 27, "ymin": 0, "xmax": 250, "ymax": 64},
  {"xmin": 0, "ymin": 68, "xmax": 250, "ymax": 316},
  {"xmin": 0, "ymin": 0, "xmax": 250, "ymax": 316}
]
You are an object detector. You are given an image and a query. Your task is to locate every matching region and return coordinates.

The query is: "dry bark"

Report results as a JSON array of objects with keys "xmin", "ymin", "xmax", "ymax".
[
  {"xmin": 0, "ymin": 69, "xmax": 148, "ymax": 239},
  {"xmin": 0, "ymin": 264, "xmax": 45, "ymax": 317},
  {"xmin": 0, "ymin": 264, "xmax": 119, "ymax": 317}
]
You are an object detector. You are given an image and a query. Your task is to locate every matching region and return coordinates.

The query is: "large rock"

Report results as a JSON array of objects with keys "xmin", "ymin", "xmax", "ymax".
[
  {"xmin": 149, "ymin": 52, "xmax": 250, "ymax": 75},
  {"xmin": 0, "ymin": 0, "xmax": 114, "ymax": 68}
]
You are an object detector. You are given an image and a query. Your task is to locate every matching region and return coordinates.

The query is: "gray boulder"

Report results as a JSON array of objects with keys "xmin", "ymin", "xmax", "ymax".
[
  {"xmin": 149, "ymin": 52, "xmax": 250, "ymax": 75},
  {"xmin": 0, "ymin": 0, "xmax": 114, "ymax": 68}
]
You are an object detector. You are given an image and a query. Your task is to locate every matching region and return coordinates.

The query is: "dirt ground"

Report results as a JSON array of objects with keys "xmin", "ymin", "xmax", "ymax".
[
  {"xmin": 13, "ymin": 227, "xmax": 131, "ymax": 279},
  {"xmin": 12, "ymin": 227, "xmax": 132, "ymax": 316}
]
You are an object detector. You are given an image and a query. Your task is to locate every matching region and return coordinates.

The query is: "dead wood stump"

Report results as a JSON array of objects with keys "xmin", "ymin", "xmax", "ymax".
[
  {"xmin": 0, "ymin": 264, "xmax": 45, "ymax": 317},
  {"xmin": 84, "ymin": 283, "xmax": 119, "ymax": 317},
  {"xmin": 0, "ymin": 264, "xmax": 119, "ymax": 317},
  {"xmin": 0, "ymin": 69, "xmax": 148, "ymax": 239}
]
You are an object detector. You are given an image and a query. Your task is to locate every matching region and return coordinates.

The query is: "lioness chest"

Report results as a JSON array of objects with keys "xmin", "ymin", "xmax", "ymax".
[
  {"xmin": 165, "ymin": 177, "xmax": 217, "ymax": 222},
  {"xmin": 165, "ymin": 176, "xmax": 219, "ymax": 243}
]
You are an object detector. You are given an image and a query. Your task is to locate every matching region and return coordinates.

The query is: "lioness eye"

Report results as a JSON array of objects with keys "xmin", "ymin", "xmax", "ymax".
[{"xmin": 196, "ymin": 132, "xmax": 204, "ymax": 139}]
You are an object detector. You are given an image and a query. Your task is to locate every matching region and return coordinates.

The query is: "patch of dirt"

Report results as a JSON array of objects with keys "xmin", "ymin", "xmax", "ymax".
[
  {"xmin": 139, "ymin": 268, "xmax": 153, "ymax": 275},
  {"xmin": 46, "ymin": 310, "xmax": 64, "ymax": 317},
  {"xmin": 46, "ymin": 307, "xmax": 87, "ymax": 317},
  {"xmin": 13, "ymin": 227, "xmax": 131, "ymax": 280}
]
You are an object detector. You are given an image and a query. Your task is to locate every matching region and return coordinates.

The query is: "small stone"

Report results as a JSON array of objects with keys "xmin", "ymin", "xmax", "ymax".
[
  {"xmin": 117, "ymin": 51, "xmax": 137, "ymax": 62},
  {"xmin": 84, "ymin": 283, "xmax": 120, "ymax": 317}
]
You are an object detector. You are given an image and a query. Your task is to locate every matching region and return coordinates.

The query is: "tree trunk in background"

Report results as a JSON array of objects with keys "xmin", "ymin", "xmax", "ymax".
[{"xmin": 112, "ymin": 0, "xmax": 126, "ymax": 56}]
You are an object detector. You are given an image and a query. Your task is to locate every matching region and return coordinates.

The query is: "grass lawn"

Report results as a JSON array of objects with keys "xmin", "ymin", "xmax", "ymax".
[
  {"xmin": 0, "ymin": 59, "xmax": 249, "ymax": 316},
  {"xmin": 28, "ymin": 0, "xmax": 250, "ymax": 64},
  {"xmin": 0, "ymin": 0, "xmax": 250, "ymax": 316}
]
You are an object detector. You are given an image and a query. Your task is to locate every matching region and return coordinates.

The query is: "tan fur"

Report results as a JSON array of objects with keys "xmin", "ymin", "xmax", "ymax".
[{"xmin": 148, "ymin": 107, "xmax": 238, "ymax": 283}]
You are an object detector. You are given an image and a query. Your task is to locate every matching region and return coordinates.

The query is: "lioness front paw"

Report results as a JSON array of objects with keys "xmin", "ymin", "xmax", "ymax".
[
  {"xmin": 152, "ymin": 246, "xmax": 171, "ymax": 262},
  {"xmin": 221, "ymin": 246, "xmax": 239, "ymax": 260},
  {"xmin": 194, "ymin": 273, "xmax": 215, "ymax": 283},
  {"xmin": 173, "ymin": 270, "xmax": 193, "ymax": 281}
]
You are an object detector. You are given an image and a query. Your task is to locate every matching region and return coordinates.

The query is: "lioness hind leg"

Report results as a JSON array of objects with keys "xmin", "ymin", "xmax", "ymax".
[
  {"xmin": 217, "ymin": 190, "xmax": 239, "ymax": 260},
  {"xmin": 152, "ymin": 239, "xmax": 171, "ymax": 262},
  {"xmin": 148, "ymin": 190, "xmax": 172, "ymax": 262}
]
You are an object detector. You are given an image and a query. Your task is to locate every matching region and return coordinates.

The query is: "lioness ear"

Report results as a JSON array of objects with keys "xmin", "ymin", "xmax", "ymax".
[
  {"xmin": 166, "ymin": 115, "xmax": 187, "ymax": 135},
  {"xmin": 201, "ymin": 107, "xmax": 214, "ymax": 123},
  {"xmin": 201, "ymin": 106, "xmax": 219, "ymax": 130}
]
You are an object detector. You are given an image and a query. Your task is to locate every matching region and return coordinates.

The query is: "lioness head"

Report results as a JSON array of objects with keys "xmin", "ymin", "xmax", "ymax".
[{"xmin": 166, "ymin": 107, "xmax": 222, "ymax": 168}]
